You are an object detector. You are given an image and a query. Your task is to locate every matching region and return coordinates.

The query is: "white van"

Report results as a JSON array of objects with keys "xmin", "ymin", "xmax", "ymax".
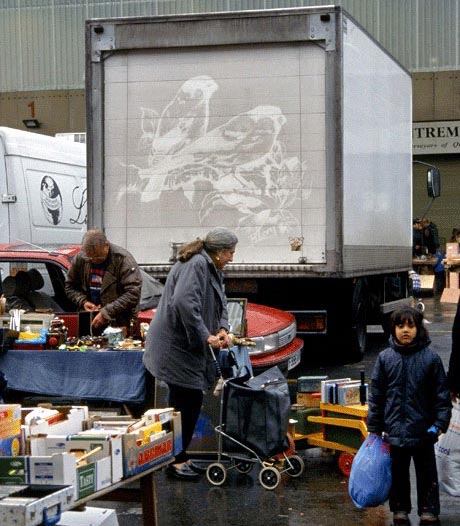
[{"xmin": 0, "ymin": 127, "xmax": 86, "ymax": 246}]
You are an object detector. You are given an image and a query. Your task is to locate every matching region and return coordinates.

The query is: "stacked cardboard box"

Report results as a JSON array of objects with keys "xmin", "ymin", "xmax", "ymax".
[
  {"xmin": 0, "ymin": 404, "xmax": 21, "ymax": 456},
  {"xmin": 441, "ymin": 242, "xmax": 460, "ymax": 303}
]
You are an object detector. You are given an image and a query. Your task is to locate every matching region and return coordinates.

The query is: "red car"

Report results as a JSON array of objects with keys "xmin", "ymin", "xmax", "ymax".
[{"xmin": 0, "ymin": 243, "xmax": 303, "ymax": 373}]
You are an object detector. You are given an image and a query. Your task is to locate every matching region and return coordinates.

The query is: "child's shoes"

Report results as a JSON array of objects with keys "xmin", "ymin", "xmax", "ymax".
[
  {"xmin": 419, "ymin": 512, "xmax": 439, "ymax": 524},
  {"xmin": 393, "ymin": 511, "xmax": 409, "ymax": 523}
]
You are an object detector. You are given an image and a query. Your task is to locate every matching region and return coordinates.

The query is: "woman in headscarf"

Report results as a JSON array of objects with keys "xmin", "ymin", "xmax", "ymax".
[{"xmin": 143, "ymin": 227, "xmax": 238, "ymax": 480}]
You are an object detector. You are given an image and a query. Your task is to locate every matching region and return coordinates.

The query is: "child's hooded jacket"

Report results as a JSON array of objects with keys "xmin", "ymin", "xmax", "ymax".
[{"xmin": 367, "ymin": 333, "xmax": 452, "ymax": 447}]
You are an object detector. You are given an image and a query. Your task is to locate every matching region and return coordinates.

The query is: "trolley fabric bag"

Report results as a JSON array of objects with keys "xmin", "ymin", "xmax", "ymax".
[
  {"xmin": 435, "ymin": 401, "xmax": 460, "ymax": 497},
  {"xmin": 223, "ymin": 365, "xmax": 290, "ymax": 458},
  {"xmin": 349, "ymin": 433, "xmax": 392, "ymax": 508}
]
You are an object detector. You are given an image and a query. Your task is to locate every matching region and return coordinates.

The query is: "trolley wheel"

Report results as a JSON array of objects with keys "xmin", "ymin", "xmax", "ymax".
[
  {"xmin": 235, "ymin": 460, "xmax": 254, "ymax": 474},
  {"xmin": 415, "ymin": 300, "xmax": 425, "ymax": 313},
  {"xmin": 337, "ymin": 451, "xmax": 355, "ymax": 477},
  {"xmin": 285, "ymin": 454, "xmax": 305, "ymax": 478},
  {"xmin": 259, "ymin": 466, "xmax": 281, "ymax": 490},
  {"xmin": 206, "ymin": 463, "xmax": 227, "ymax": 486}
]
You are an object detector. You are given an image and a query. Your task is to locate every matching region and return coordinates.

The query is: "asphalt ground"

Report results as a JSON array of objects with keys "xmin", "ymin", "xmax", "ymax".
[{"xmin": 87, "ymin": 295, "xmax": 460, "ymax": 526}]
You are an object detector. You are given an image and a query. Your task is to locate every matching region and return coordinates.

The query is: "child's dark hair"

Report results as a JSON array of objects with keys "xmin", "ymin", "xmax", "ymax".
[{"xmin": 390, "ymin": 306, "xmax": 429, "ymax": 342}]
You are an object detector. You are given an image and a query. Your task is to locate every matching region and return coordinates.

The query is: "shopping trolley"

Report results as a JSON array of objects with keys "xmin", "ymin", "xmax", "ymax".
[{"xmin": 205, "ymin": 347, "xmax": 305, "ymax": 490}]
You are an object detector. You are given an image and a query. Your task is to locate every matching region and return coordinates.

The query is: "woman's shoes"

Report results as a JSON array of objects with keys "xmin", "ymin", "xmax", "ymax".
[
  {"xmin": 165, "ymin": 463, "xmax": 200, "ymax": 480},
  {"xmin": 187, "ymin": 460, "xmax": 207, "ymax": 474}
]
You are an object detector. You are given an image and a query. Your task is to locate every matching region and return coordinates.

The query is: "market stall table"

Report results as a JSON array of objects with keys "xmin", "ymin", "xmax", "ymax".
[
  {"xmin": 0, "ymin": 349, "xmax": 153, "ymax": 411},
  {"xmin": 76, "ymin": 459, "xmax": 169, "ymax": 526}
]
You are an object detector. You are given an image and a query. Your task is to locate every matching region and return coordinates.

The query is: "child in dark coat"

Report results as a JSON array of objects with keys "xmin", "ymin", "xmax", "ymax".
[{"xmin": 367, "ymin": 306, "xmax": 452, "ymax": 524}]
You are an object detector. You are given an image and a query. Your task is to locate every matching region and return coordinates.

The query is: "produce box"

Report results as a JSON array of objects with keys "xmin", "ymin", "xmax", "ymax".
[
  {"xmin": 122, "ymin": 431, "xmax": 173, "ymax": 477},
  {"xmin": 29, "ymin": 435, "xmax": 122, "ymax": 489},
  {"xmin": 21, "ymin": 406, "xmax": 89, "ymax": 441},
  {"xmin": 0, "ymin": 484, "xmax": 74, "ymax": 526},
  {"xmin": 0, "ymin": 452, "xmax": 111, "ymax": 501},
  {"xmin": 0, "ymin": 454, "xmax": 75, "ymax": 486},
  {"xmin": 57, "ymin": 507, "xmax": 119, "ymax": 526},
  {"xmin": 446, "ymin": 242, "xmax": 459, "ymax": 259},
  {"xmin": 296, "ymin": 392, "xmax": 321, "ymax": 408},
  {"xmin": 0, "ymin": 404, "xmax": 22, "ymax": 457}
]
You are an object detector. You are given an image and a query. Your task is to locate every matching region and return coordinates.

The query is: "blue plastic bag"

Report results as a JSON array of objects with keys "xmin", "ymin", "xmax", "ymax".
[{"xmin": 349, "ymin": 433, "xmax": 392, "ymax": 508}]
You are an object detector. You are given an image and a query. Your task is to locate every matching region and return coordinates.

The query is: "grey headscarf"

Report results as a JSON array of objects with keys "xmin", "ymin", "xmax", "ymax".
[{"xmin": 203, "ymin": 228, "xmax": 238, "ymax": 254}]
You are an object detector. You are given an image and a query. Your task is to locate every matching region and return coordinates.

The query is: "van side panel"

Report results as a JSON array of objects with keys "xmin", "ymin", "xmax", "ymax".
[{"xmin": 0, "ymin": 128, "xmax": 87, "ymax": 245}]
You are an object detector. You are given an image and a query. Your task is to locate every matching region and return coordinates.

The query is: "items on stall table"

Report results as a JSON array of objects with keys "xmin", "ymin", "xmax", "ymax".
[
  {"xmin": 297, "ymin": 376, "xmax": 329, "ymax": 393},
  {"xmin": 320, "ymin": 377, "xmax": 368, "ymax": 406},
  {"xmin": 0, "ymin": 312, "xmax": 54, "ymax": 334},
  {"xmin": 46, "ymin": 318, "xmax": 68, "ymax": 349}
]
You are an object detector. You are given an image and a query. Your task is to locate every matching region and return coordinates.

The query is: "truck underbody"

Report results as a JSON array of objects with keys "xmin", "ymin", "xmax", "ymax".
[{"xmin": 223, "ymin": 271, "xmax": 411, "ymax": 363}]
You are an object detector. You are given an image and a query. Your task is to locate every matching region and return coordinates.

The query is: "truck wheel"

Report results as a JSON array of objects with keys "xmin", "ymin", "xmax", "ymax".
[{"xmin": 349, "ymin": 279, "xmax": 368, "ymax": 361}]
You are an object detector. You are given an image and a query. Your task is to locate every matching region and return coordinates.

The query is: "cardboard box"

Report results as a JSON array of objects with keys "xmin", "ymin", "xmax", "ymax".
[
  {"xmin": 29, "ymin": 435, "xmax": 123, "ymax": 487},
  {"xmin": 0, "ymin": 451, "xmax": 112, "ymax": 501},
  {"xmin": 22, "ymin": 406, "xmax": 89, "ymax": 440},
  {"xmin": 57, "ymin": 507, "xmax": 119, "ymax": 526},
  {"xmin": 449, "ymin": 272, "xmax": 459, "ymax": 289},
  {"xmin": 296, "ymin": 392, "xmax": 321, "ymax": 408},
  {"xmin": 144, "ymin": 408, "xmax": 175, "ymax": 424},
  {"xmin": 0, "ymin": 484, "xmax": 75, "ymax": 526},
  {"xmin": 440, "ymin": 288, "xmax": 460, "ymax": 304},
  {"xmin": 122, "ymin": 431, "xmax": 174, "ymax": 477},
  {"xmin": 446, "ymin": 242, "xmax": 459, "ymax": 259},
  {"xmin": 0, "ymin": 404, "xmax": 22, "ymax": 456},
  {"xmin": 0, "ymin": 456, "xmax": 28, "ymax": 484}
]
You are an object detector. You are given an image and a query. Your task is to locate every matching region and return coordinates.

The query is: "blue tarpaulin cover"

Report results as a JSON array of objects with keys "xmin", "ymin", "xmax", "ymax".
[{"xmin": 0, "ymin": 349, "xmax": 146, "ymax": 403}]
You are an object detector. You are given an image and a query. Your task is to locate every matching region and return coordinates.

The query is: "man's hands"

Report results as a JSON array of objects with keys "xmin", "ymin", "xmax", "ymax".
[
  {"xmin": 83, "ymin": 301, "xmax": 101, "ymax": 312},
  {"xmin": 83, "ymin": 301, "xmax": 107, "ymax": 329}
]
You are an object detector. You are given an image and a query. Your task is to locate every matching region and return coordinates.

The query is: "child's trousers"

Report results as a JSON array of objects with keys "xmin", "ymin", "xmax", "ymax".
[{"xmin": 389, "ymin": 443, "xmax": 440, "ymax": 517}]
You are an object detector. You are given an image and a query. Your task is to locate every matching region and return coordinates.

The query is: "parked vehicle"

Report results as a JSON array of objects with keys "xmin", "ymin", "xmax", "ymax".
[
  {"xmin": 0, "ymin": 127, "xmax": 87, "ymax": 245},
  {"xmin": 84, "ymin": 6, "xmax": 439, "ymax": 362},
  {"xmin": 0, "ymin": 243, "xmax": 303, "ymax": 373}
]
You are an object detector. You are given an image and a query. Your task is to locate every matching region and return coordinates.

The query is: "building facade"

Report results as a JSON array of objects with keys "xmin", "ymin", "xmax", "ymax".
[{"xmin": 1, "ymin": 0, "xmax": 459, "ymax": 243}]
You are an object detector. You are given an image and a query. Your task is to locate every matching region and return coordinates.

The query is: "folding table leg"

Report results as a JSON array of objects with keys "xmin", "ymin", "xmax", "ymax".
[{"xmin": 140, "ymin": 471, "xmax": 158, "ymax": 526}]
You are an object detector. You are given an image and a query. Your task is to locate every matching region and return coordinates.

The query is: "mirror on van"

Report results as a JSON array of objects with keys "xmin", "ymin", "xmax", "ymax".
[{"xmin": 427, "ymin": 167, "xmax": 441, "ymax": 198}]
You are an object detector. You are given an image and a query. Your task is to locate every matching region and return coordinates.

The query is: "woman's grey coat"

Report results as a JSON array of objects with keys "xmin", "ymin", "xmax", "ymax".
[{"xmin": 143, "ymin": 250, "xmax": 229, "ymax": 391}]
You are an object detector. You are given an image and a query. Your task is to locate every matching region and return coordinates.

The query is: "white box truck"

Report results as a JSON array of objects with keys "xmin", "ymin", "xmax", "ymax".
[
  {"xmin": 0, "ymin": 127, "xmax": 87, "ymax": 246},
  {"xmin": 85, "ymin": 6, "xmax": 437, "ymax": 361}
]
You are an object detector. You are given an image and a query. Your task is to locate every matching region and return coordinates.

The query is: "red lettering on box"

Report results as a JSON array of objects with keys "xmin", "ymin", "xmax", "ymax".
[{"xmin": 137, "ymin": 438, "xmax": 173, "ymax": 467}]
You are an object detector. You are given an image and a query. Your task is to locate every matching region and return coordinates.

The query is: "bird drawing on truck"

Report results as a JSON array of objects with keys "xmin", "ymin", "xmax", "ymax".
[{"xmin": 122, "ymin": 75, "xmax": 311, "ymax": 244}]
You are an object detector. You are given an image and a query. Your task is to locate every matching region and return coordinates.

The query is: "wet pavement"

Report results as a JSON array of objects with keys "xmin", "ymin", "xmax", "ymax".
[{"xmin": 90, "ymin": 295, "xmax": 459, "ymax": 526}]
